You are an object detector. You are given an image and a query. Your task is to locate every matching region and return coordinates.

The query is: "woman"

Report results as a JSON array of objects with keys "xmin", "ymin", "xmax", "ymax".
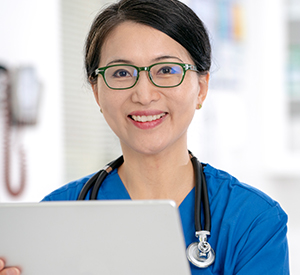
[{"xmin": 0, "ymin": 0, "xmax": 289, "ymax": 274}]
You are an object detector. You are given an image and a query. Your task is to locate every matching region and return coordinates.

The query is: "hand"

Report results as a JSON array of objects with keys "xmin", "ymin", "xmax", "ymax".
[{"xmin": 0, "ymin": 259, "xmax": 20, "ymax": 275}]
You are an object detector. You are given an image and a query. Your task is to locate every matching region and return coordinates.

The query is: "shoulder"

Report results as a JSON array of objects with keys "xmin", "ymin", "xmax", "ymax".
[
  {"xmin": 41, "ymin": 169, "xmax": 121, "ymax": 201},
  {"xmin": 204, "ymin": 163, "xmax": 284, "ymax": 213},
  {"xmin": 204, "ymin": 164, "xmax": 289, "ymax": 274},
  {"xmin": 41, "ymin": 173, "xmax": 96, "ymax": 201},
  {"xmin": 205, "ymin": 163, "xmax": 287, "ymax": 231},
  {"xmin": 41, "ymin": 169, "xmax": 128, "ymax": 202}
]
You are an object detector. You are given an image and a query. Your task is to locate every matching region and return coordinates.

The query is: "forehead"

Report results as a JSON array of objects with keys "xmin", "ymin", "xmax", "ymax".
[{"xmin": 99, "ymin": 21, "xmax": 193, "ymax": 66}]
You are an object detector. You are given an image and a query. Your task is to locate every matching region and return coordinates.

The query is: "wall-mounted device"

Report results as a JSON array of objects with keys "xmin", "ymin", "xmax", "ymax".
[
  {"xmin": 11, "ymin": 66, "xmax": 41, "ymax": 125},
  {"xmin": 0, "ymin": 65, "xmax": 41, "ymax": 198}
]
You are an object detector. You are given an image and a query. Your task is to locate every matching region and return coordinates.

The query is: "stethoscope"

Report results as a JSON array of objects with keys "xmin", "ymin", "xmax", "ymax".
[{"xmin": 77, "ymin": 151, "xmax": 215, "ymax": 268}]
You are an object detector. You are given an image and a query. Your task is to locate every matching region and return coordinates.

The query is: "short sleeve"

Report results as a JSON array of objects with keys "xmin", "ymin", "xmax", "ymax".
[{"xmin": 234, "ymin": 205, "xmax": 289, "ymax": 274}]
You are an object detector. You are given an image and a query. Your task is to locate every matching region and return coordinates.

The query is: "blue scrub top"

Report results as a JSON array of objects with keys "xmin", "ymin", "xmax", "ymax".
[{"xmin": 43, "ymin": 164, "xmax": 290, "ymax": 274}]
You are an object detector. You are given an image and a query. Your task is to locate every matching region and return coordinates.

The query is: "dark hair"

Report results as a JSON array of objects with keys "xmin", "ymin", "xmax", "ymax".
[{"xmin": 85, "ymin": 0, "xmax": 211, "ymax": 84}]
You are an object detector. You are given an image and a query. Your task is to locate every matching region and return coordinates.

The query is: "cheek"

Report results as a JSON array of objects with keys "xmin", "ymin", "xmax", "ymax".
[
  {"xmin": 100, "ymin": 94, "xmax": 118, "ymax": 117},
  {"xmin": 175, "ymin": 81, "xmax": 200, "ymax": 109},
  {"xmin": 171, "ymin": 81, "xmax": 200, "ymax": 127},
  {"xmin": 101, "ymin": 99, "xmax": 121, "ymax": 137},
  {"xmin": 97, "ymin": 82, "xmax": 115, "ymax": 109},
  {"xmin": 98, "ymin": 89, "xmax": 127, "ymax": 132}
]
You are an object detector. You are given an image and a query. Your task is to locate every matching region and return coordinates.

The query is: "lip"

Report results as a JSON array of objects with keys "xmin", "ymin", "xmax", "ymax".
[
  {"xmin": 128, "ymin": 110, "xmax": 168, "ymax": 130},
  {"xmin": 128, "ymin": 110, "xmax": 166, "ymax": 116}
]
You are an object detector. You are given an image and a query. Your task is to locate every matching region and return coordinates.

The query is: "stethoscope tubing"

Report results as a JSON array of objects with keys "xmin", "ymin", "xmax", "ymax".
[
  {"xmin": 78, "ymin": 156, "xmax": 124, "ymax": 200},
  {"xmin": 190, "ymin": 153, "xmax": 210, "ymax": 232},
  {"xmin": 78, "ymin": 170, "xmax": 101, "ymax": 200},
  {"xmin": 78, "ymin": 153, "xmax": 210, "ymax": 231}
]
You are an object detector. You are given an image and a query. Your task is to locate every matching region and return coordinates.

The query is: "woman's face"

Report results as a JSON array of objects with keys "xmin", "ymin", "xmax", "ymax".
[{"xmin": 92, "ymin": 21, "xmax": 209, "ymax": 156}]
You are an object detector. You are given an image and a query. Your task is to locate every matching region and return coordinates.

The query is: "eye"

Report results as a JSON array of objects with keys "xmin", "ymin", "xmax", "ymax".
[
  {"xmin": 158, "ymin": 66, "xmax": 172, "ymax": 75},
  {"xmin": 112, "ymin": 69, "xmax": 132, "ymax": 78},
  {"xmin": 157, "ymin": 65, "xmax": 182, "ymax": 75}
]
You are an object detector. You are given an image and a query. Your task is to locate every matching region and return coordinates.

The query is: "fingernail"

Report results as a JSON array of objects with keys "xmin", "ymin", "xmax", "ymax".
[{"xmin": 7, "ymin": 267, "xmax": 21, "ymax": 275}]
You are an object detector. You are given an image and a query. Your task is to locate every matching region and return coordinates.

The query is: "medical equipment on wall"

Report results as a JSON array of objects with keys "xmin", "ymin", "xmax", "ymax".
[
  {"xmin": 77, "ymin": 151, "xmax": 215, "ymax": 269},
  {"xmin": 0, "ymin": 65, "xmax": 41, "ymax": 197}
]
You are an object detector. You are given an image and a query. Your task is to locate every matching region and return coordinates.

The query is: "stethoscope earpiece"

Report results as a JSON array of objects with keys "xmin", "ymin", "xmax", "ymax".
[{"xmin": 186, "ymin": 231, "xmax": 215, "ymax": 268}]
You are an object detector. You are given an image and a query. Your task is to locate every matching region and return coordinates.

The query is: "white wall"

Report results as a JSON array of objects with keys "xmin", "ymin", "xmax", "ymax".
[{"xmin": 0, "ymin": 0, "xmax": 63, "ymax": 202}]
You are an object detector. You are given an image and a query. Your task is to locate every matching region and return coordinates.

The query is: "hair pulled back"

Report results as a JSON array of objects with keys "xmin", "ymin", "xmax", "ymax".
[{"xmin": 85, "ymin": 0, "xmax": 211, "ymax": 84}]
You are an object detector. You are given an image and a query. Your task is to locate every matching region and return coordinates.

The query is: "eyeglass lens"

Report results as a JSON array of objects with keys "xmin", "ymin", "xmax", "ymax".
[{"xmin": 104, "ymin": 63, "xmax": 184, "ymax": 89}]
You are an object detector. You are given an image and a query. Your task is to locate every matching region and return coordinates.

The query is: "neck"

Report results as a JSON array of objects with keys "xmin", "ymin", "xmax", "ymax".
[{"xmin": 118, "ymin": 147, "xmax": 195, "ymax": 206}]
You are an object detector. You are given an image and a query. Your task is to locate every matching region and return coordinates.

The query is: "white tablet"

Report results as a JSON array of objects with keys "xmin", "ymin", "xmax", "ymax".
[{"xmin": 0, "ymin": 200, "xmax": 191, "ymax": 275}]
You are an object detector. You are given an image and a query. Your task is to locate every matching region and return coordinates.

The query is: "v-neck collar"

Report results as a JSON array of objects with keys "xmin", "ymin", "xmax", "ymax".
[{"xmin": 98, "ymin": 168, "xmax": 196, "ymax": 243}]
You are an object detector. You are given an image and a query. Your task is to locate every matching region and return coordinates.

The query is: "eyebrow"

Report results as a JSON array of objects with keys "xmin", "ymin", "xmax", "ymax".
[
  {"xmin": 152, "ymin": 55, "xmax": 184, "ymax": 63},
  {"xmin": 106, "ymin": 59, "xmax": 131, "ymax": 66},
  {"xmin": 106, "ymin": 55, "xmax": 184, "ymax": 66}
]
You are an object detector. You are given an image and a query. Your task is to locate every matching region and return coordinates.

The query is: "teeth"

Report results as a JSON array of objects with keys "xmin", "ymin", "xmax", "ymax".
[{"xmin": 131, "ymin": 113, "xmax": 166, "ymax": 122}]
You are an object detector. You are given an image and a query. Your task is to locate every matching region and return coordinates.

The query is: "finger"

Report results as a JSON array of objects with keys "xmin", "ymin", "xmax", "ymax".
[
  {"xmin": 10, "ymin": 267, "xmax": 21, "ymax": 275},
  {"xmin": 0, "ymin": 258, "xmax": 5, "ymax": 271},
  {"xmin": 1, "ymin": 267, "xmax": 21, "ymax": 275}
]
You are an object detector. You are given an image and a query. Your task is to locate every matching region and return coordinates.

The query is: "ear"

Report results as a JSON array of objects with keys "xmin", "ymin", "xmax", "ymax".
[
  {"xmin": 91, "ymin": 82, "xmax": 101, "ymax": 108},
  {"xmin": 196, "ymin": 73, "xmax": 209, "ymax": 108}
]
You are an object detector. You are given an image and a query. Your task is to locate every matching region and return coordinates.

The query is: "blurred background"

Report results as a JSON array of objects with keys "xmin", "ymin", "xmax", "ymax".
[{"xmin": 0, "ymin": 0, "xmax": 299, "ymax": 272}]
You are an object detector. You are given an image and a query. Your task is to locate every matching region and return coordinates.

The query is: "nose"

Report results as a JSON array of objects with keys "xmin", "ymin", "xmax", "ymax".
[{"xmin": 131, "ymin": 71, "xmax": 160, "ymax": 105}]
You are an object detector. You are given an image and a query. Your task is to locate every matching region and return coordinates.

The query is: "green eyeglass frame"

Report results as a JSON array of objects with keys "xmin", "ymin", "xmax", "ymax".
[{"xmin": 92, "ymin": 62, "xmax": 199, "ymax": 90}]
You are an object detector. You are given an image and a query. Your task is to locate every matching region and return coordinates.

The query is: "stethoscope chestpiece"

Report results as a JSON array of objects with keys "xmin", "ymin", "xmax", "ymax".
[{"xmin": 186, "ymin": 230, "xmax": 215, "ymax": 268}]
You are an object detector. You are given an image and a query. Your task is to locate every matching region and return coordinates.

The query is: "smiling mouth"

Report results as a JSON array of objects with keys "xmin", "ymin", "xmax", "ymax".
[{"xmin": 129, "ymin": 112, "xmax": 167, "ymax": 122}]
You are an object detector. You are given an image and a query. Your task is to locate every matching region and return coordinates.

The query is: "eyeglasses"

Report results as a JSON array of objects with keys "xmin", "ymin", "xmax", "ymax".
[{"xmin": 93, "ymin": 62, "xmax": 198, "ymax": 90}]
